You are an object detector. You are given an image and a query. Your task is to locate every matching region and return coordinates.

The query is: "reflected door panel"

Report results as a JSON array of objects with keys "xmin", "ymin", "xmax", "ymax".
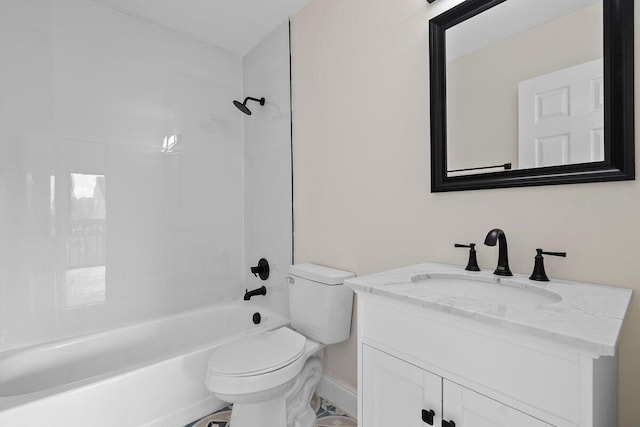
[{"xmin": 518, "ymin": 58, "xmax": 604, "ymax": 168}]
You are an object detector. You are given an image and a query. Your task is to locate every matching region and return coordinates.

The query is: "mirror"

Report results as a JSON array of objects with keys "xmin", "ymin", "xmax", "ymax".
[{"xmin": 429, "ymin": 0, "xmax": 634, "ymax": 192}]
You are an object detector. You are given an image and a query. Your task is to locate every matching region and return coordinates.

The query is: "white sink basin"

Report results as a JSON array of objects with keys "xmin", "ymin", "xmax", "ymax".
[{"xmin": 410, "ymin": 273, "xmax": 562, "ymax": 305}]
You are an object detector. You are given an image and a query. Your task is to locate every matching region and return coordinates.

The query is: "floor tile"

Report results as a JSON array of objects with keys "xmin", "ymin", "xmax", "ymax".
[{"xmin": 185, "ymin": 395, "xmax": 356, "ymax": 427}]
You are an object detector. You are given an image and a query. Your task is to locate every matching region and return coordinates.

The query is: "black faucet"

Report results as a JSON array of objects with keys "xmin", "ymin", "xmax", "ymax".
[
  {"xmin": 244, "ymin": 286, "xmax": 267, "ymax": 301},
  {"xmin": 484, "ymin": 228, "xmax": 512, "ymax": 276}
]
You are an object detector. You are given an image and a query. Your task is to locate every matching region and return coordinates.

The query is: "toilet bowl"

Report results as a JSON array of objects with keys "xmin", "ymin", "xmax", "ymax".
[
  {"xmin": 205, "ymin": 263, "xmax": 355, "ymax": 427},
  {"xmin": 206, "ymin": 327, "xmax": 324, "ymax": 427}
]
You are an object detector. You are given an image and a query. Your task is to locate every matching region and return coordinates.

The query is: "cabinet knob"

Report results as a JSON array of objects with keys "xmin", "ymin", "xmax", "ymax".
[
  {"xmin": 421, "ymin": 409, "xmax": 435, "ymax": 425},
  {"xmin": 442, "ymin": 421, "xmax": 456, "ymax": 427}
]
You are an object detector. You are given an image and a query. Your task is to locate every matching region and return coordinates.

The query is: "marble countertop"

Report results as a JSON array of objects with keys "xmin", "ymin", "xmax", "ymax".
[{"xmin": 345, "ymin": 262, "xmax": 633, "ymax": 356}]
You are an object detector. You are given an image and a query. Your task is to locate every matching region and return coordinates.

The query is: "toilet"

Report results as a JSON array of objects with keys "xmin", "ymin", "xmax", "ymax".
[{"xmin": 205, "ymin": 263, "xmax": 355, "ymax": 427}]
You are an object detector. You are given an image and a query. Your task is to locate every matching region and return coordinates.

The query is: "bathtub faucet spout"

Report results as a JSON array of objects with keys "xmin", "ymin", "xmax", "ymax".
[{"xmin": 244, "ymin": 286, "xmax": 267, "ymax": 301}]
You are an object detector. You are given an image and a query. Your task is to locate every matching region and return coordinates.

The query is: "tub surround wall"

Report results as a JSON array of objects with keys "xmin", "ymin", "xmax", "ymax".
[
  {"xmin": 0, "ymin": 0, "xmax": 244, "ymax": 352},
  {"xmin": 242, "ymin": 23, "xmax": 293, "ymax": 318},
  {"xmin": 290, "ymin": 0, "xmax": 640, "ymax": 425}
]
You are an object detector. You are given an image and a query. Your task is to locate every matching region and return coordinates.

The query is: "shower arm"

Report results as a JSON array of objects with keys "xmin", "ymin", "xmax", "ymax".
[{"xmin": 243, "ymin": 97, "xmax": 265, "ymax": 106}]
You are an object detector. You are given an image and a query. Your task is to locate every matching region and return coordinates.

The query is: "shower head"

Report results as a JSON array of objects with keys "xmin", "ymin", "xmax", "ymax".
[
  {"xmin": 233, "ymin": 96, "xmax": 265, "ymax": 115},
  {"xmin": 233, "ymin": 100, "xmax": 251, "ymax": 115}
]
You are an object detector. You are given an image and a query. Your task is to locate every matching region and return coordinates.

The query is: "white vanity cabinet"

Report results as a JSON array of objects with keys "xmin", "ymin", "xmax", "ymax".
[
  {"xmin": 347, "ymin": 263, "xmax": 631, "ymax": 427},
  {"xmin": 443, "ymin": 379, "xmax": 551, "ymax": 427},
  {"xmin": 354, "ymin": 292, "xmax": 622, "ymax": 427},
  {"xmin": 362, "ymin": 345, "xmax": 442, "ymax": 427},
  {"xmin": 363, "ymin": 345, "xmax": 551, "ymax": 427}
]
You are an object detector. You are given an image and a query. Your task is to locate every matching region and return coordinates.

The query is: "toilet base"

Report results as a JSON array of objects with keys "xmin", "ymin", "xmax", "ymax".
[
  {"xmin": 225, "ymin": 356, "xmax": 323, "ymax": 427},
  {"xmin": 230, "ymin": 395, "xmax": 287, "ymax": 427},
  {"xmin": 286, "ymin": 356, "xmax": 323, "ymax": 427}
]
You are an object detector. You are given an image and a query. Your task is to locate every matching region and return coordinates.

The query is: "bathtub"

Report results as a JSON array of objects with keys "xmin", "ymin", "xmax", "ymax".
[{"xmin": 0, "ymin": 302, "xmax": 288, "ymax": 427}]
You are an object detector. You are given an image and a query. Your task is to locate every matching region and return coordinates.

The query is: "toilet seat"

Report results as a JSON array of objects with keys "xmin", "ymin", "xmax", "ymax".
[
  {"xmin": 208, "ymin": 327, "xmax": 306, "ymax": 377},
  {"xmin": 206, "ymin": 328, "xmax": 323, "ymax": 398}
]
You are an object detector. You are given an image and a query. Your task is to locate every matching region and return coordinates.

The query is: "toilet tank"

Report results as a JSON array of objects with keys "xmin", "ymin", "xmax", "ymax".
[{"xmin": 288, "ymin": 263, "xmax": 355, "ymax": 345}]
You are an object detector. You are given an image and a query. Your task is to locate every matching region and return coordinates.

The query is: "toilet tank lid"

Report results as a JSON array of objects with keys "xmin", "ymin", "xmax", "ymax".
[{"xmin": 289, "ymin": 263, "xmax": 355, "ymax": 285}]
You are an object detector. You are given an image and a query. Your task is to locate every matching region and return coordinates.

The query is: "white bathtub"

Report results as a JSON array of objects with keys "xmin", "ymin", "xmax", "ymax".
[{"xmin": 0, "ymin": 302, "xmax": 288, "ymax": 427}]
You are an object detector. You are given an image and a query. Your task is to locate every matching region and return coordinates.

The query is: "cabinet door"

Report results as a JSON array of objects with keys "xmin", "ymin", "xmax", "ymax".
[
  {"xmin": 362, "ymin": 345, "xmax": 442, "ymax": 427},
  {"xmin": 443, "ymin": 380, "xmax": 553, "ymax": 427}
]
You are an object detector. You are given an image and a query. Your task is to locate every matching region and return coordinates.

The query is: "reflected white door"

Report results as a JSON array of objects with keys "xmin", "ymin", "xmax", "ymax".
[{"xmin": 518, "ymin": 58, "xmax": 603, "ymax": 168}]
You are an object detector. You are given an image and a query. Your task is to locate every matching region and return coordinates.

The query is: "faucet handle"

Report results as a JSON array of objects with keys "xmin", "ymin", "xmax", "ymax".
[
  {"xmin": 454, "ymin": 243, "xmax": 481, "ymax": 272},
  {"xmin": 539, "ymin": 249, "xmax": 567, "ymax": 258},
  {"xmin": 250, "ymin": 258, "xmax": 270, "ymax": 280},
  {"xmin": 529, "ymin": 248, "xmax": 566, "ymax": 281}
]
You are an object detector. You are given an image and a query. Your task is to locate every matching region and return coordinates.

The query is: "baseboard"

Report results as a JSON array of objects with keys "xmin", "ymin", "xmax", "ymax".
[{"xmin": 316, "ymin": 375, "xmax": 357, "ymax": 419}]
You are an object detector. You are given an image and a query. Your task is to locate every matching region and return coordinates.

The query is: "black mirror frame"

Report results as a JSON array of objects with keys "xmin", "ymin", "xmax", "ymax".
[{"xmin": 429, "ymin": 0, "xmax": 634, "ymax": 192}]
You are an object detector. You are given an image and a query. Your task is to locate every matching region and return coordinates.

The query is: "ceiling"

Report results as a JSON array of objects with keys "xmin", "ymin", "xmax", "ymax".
[{"xmin": 90, "ymin": 0, "xmax": 311, "ymax": 56}]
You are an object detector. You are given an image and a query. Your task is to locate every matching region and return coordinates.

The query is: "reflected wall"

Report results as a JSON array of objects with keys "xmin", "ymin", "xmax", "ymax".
[
  {"xmin": 0, "ymin": 0, "xmax": 244, "ymax": 351},
  {"xmin": 446, "ymin": 1, "xmax": 603, "ymax": 173}
]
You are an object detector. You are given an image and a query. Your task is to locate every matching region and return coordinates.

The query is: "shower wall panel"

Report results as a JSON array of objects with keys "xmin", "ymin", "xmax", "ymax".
[
  {"xmin": 242, "ymin": 23, "xmax": 293, "ymax": 317},
  {"xmin": 0, "ymin": 0, "xmax": 244, "ymax": 351}
]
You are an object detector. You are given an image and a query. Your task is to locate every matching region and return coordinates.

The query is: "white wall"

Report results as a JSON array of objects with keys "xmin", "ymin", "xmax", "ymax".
[
  {"xmin": 242, "ymin": 23, "xmax": 293, "ymax": 317},
  {"xmin": 0, "ymin": 0, "xmax": 244, "ymax": 351},
  {"xmin": 291, "ymin": 0, "xmax": 640, "ymax": 425}
]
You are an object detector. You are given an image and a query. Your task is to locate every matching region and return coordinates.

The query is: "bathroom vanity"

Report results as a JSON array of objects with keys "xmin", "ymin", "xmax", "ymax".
[{"xmin": 345, "ymin": 263, "xmax": 632, "ymax": 427}]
